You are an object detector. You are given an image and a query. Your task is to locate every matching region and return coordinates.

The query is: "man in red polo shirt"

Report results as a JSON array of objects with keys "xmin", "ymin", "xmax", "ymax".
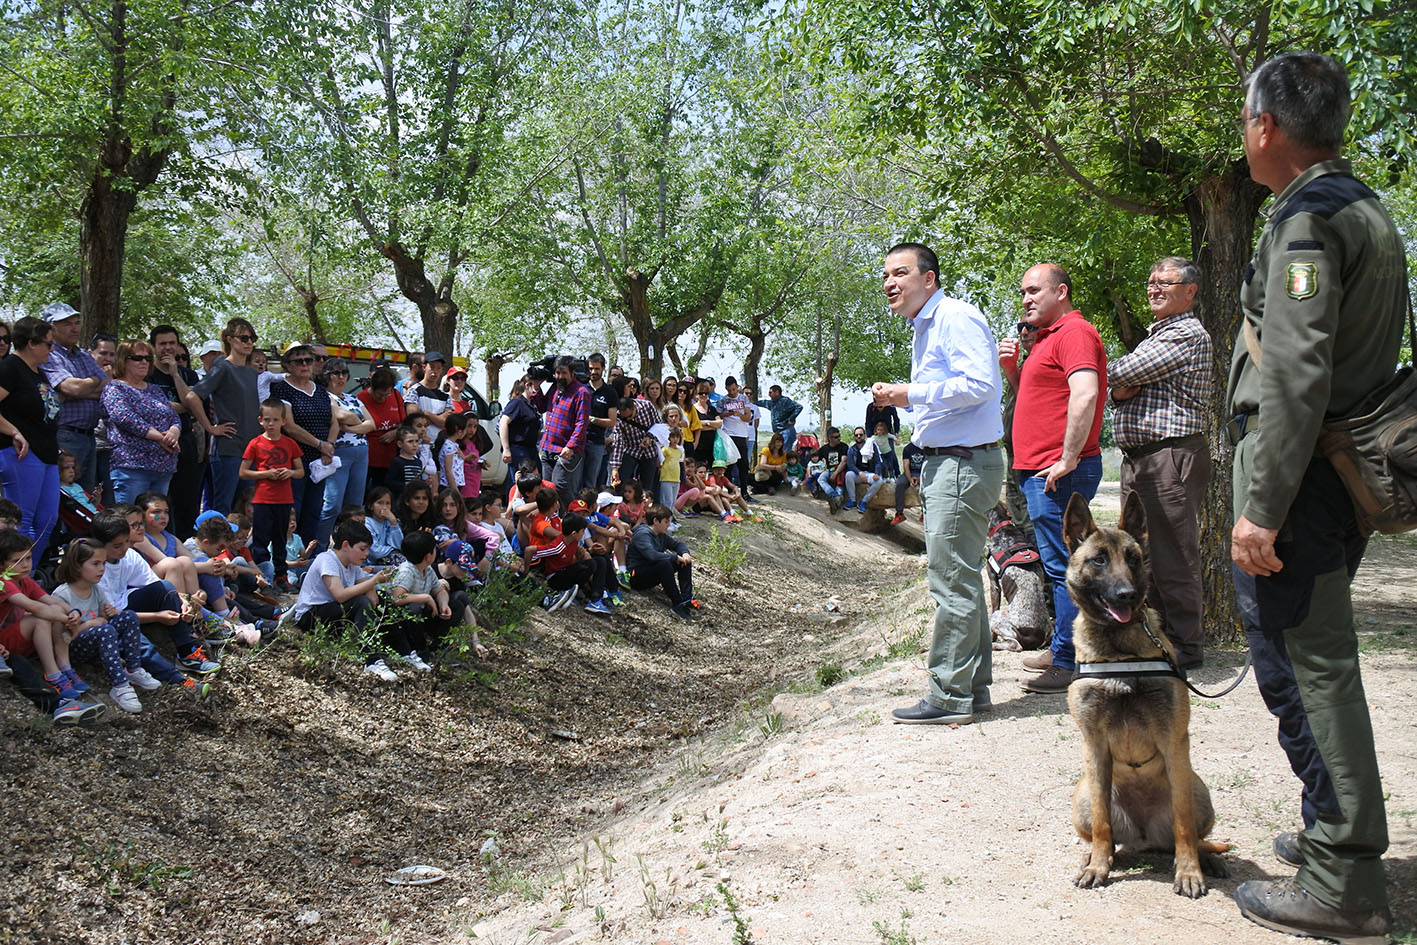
[{"xmin": 998, "ymin": 263, "xmax": 1106, "ymax": 694}]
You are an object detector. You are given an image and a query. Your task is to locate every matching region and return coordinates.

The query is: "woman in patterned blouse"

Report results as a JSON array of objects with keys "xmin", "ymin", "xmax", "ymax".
[{"xmin": 101, "ymin": 339, "xmax": 180, "ymax": 504}]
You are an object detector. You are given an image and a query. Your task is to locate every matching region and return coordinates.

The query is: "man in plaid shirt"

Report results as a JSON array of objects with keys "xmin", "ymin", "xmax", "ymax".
[
  {"xmin": 537, "ymin": 355, "xmax": 591, "ymax": 511},
  {"xmin": 40, "ymin": 302, "xmax": 109, "ymax": 493},
  {"xmin": 1108, "ymin": 256, "xmax": 1213, "ymax": 668}
]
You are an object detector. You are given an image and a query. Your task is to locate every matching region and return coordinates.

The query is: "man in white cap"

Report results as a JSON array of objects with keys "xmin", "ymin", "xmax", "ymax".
[
  {"xmin": 39, "ymin": 302, "xmax": 108, "ymax": 493},
  {"xmin": 195, "ymin": 340, "xmax": 223, "ymax": 378}
]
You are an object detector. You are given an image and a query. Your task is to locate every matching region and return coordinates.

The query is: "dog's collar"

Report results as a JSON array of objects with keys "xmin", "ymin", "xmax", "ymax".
[
  {"xmin": 1075, "ymin": 659, "xmax": 1181, "ymax": 679},
  {"xmin": 988, "ymin": 518, "xmax": 1014, "ymax": 538}
]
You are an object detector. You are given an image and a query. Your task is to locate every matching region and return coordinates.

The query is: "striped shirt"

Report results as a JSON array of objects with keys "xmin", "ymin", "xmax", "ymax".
[
  {"xmin": 42, "ymin": 343, "xmax": 106, "ymax": 430},
  {"xmin": 1107, "ymin": 312, "xmax": 1213, "ymax": 450},
  {"xmin": 608, "ymin": 397, "xmax": 662, "ymax": 465}
]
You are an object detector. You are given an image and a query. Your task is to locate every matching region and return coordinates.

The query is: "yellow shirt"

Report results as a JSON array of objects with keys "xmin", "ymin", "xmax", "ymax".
[
  {"xmin": 759, "ymin": 447, "xmax": 787, "ymax": 467},
  {"xmin": 660, "ymin": 444, "xmax": 684, "ymax": 483}
]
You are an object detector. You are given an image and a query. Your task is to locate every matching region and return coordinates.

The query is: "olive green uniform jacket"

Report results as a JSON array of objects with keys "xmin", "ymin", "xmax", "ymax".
[{"xmin": 1227, "ymin": 158, "xmax": 1407, "ymax": 530}]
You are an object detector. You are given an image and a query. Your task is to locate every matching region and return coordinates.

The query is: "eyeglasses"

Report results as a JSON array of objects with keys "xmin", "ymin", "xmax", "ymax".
[
  {"xmin": 326, "ymin": 369, "xmax": 349, "ymax": 377},
  {"xmin": 1015, "ymin": 322, "xmax": 1040, "ymax": 334},
  {"xmin": 128, "ymin": 354, "xmax": 153, "ymax": 362},
  {"xmin": 232, "ymin": 334, "xmax": 256, "ymax": 343},
  {"xmin": 1146, "ymin": 279, "xmax": 1189, "ymax": 289},
  {"xmin": 1233, "ymin": 110, "xmax": 1264, "ymax": 133},
  {"xmin": 128, "ymin": 520, "xmax": 144, "ymax": 529},
  {"xmin": 287, "ymin": 357, "xmax": 314, "ymax": 365}
]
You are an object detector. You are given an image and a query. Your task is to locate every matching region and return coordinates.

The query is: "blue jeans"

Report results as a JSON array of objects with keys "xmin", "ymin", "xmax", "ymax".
[
  {"xmin": 585, "ymin": 441, "xmax": 609, "ymax": 489},
  {"xmin": 1018, "ymin": 454, "xmax": 1102, "ymax": 669},
  {"xmin": 317, "ymin": 442, "xmax": 369, "ymax": 547},
  {"xmin": 844, "ymin": 470, "xmax": 885, "ymax": 505},
  {"xmin": 815, "ymin": 470, "xmax": 841, "ymax": 498},
  {"xmin": 57, "ymin": 427, "xmax": 99, "ymax": 493},
  {"xmin": 207, "ymin": 453, "xmax": 245, "ymax": 515},
  {"xmin": 112, "ymin": 467, "xmax": 174, "ymax": 506},
  {"xmin": 781, "ymin": 426, "xmax": 797, "ymax": 457},
  {"xmin": 292, "ymin": 473, "xmax": 327, "ymax": 549},
  {"xmin": 0, "ymin": 447, "xmax": 59, "ymax": 574}
]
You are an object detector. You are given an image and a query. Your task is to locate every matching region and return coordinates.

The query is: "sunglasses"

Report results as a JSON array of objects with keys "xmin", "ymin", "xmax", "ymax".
[
  {"xmin": 176, "ymin": 354, "xmax": 189, "ymax": 361},
  {"xmin": 128, "ymin": 354, "xmax": 153, "ymax": 362},
  {"xmin": 287, "ymin": 357, "xmax": 314, "ymax": 365},
  {"xmin": 326, "ymin": 369, "xmax": 349, "ymax": 377},
  {"xmin": 232, "ymin": 334, "xmax": 257, "ymax": 343},
  {"xmin": 0, "ymin": 335, "xmax": 9, "ymax": 344},
  {"xmin": 1015, "ymin": 321, "xmax": 1040, "ymax": 334}
]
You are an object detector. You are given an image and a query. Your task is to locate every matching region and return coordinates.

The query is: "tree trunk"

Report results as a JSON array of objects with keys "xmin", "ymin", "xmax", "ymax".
[
  {"xmin": 297, "ymin": 286, "xmax": 329, "ymax": 343},
  {"xmin": 382, "ymin": 242, "xmax": 457, "ymax": 354},
  {"xmin": 483, "ymin": 353, "xmax": 507, "ymax": 402},
  {"xmin": 1184, "ymin": 159, "xmax": 1268, "ymax": 643},
  {"xmin": 814, "ymin": 307, "xmax": 840, "ymax": 431},
  {"xmin": 79, "ymin": 167, "xmax": 138, "ymax": 339},
  {"xmin": 741, "ymin": 327, "xmax": 765, "ymax": 396}
]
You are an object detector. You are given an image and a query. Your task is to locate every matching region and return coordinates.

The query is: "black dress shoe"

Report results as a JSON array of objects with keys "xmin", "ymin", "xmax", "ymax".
[
  {"xmin": 890, "ymin": 700, "xmax": 973, "ymax": 725},
  {"xmin": 1274, "ymin": 831, "xmax": 1305, "ymax": 867}
]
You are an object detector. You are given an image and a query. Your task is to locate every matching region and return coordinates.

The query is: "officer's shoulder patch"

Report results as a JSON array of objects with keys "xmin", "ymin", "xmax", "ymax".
[{"xmin": 1286, "ymin": 262, "xmax": 1319, "ymax": 300}]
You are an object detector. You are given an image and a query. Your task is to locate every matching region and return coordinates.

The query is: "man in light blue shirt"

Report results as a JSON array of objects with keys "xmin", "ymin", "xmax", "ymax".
[{"xmin": 872, "ymin": 242, "xmax": 1003, "ymax": 725}]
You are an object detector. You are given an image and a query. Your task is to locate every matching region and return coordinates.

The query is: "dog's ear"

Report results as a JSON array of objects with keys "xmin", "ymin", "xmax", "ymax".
[
  {"xmin": 1120, "ymin": 488, "xmax": 1149, "ymax": 549},
  {"xmin": 1063, "ymin": 492, "xmax": 1095, "ymax": 552}
]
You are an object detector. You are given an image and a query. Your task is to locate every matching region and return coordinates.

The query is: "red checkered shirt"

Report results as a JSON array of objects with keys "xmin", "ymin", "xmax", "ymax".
[
  {"xmin": 1107, "ymin": 311, "xmax": 1213, "ymax": 450},
  {"xmin": 537, "ymin": 381, "xmax": 590, "ymax": 454}
]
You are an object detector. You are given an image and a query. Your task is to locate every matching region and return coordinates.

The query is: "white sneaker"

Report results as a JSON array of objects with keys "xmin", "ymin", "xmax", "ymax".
[
  {"xmin": 403, "ymin": 650, "xmax": 433, "ymax": 673},
  {"xmin": 109, "ymin": 684, "xmax": 143, "ymax": 714},
  {"xmin": 363, "ymin": 659, "xmax": 398, "ymax": 682},
  {"xmin": 126, "ymin": 667, "xmax": 162, "ymax": 691}
]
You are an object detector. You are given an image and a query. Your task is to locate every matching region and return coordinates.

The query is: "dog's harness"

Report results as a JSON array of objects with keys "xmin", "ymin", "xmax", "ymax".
[
  {"xmin": 1074, "ymin": 613, "xmax": 1253, "ymax": 700},
  {"xmin": 986, "ymin": 519, "xmax": 1041, "ymax": 575}
]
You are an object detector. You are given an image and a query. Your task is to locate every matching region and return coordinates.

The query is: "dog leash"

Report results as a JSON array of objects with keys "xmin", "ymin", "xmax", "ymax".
[{"xmin": 1138, "ymin": 613, "xmax": 1254, "ymax": 700}]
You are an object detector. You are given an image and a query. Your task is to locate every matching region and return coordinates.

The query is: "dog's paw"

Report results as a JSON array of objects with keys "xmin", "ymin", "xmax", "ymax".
[
  {"xmin": 1199, "ymin": 852, "xmax": 1229, "ymax": 879},
  {"xmin": 1172, "ymin": 868, "xmax": 1208, "ymax": 899},
  {"xmin": 1074, "ymin": 859, "xmax": 1111, "ymax": 889}
]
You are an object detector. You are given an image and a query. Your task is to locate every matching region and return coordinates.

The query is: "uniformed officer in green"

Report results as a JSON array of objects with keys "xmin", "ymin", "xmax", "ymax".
[{"xmin": 1228, "ymin": 52, "xmax": 1400, "ymax": 942}]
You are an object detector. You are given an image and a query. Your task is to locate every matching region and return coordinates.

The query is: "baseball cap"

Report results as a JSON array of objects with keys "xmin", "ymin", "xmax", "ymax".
[
  {"xmin": 447, "ymin": 365, "xmax": 467, "ymax": 377},
  {"xmin": 195, "ymin": 510, "xmax": 238, "ymax": 532},
  {"xmin": 595, "ymin": 491, "xmax": 623, "ymax": 508},
  {"xmin": 423, "ymin": 350, "xmax": 446, "ymax": 364},
  {"xmin": 568, "ymin": 499, "xmax": 591, "ymax": 513},
  {"xmin": 41, "ymin": 302, "xmax": 79, "ymax": 323},
  {"xmin": 197, "ymin": 340, "xmax": 223, "ymax": 357}
]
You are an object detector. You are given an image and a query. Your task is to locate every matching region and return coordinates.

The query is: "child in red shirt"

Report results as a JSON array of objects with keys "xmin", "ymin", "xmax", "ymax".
[{"xmin": 241, "ymin": 398, "xmax": 305, "ymax": 588}]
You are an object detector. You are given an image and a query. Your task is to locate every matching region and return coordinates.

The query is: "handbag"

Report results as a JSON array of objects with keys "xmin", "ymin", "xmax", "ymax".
[{"xmin": 1243, "ymin": 300, "xmax": 1417, "ymax": 534}]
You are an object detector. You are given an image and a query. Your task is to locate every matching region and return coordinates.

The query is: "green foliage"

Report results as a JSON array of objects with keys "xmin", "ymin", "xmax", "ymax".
[
  {"xmin": 717, "ymin": 881, "xmax": 753, "ymax": 945},
  {"xmin": 816, "ymin": 660, "xmax": 845, "ymax": 688},
  {"xmin": 83, "ymin": 840, "xmax": 194, "ymax": 898},
  {"xmin": 296, "ymin": 598, "xmax": 405, "ymax": 669},
  {"xmin": 700, "ymin": 524, "xmax": 748, "ymax": 583}
]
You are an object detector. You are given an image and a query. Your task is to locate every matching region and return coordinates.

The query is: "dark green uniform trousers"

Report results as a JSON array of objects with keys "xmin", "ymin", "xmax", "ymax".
[{"xmin": 1232, "ymin": 436, "xmax": 1388, "ymax": 911}]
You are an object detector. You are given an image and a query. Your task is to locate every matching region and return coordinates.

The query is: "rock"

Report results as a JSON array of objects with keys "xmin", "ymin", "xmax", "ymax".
[
  {"xmin": 479, "ymin": 836, "xmax": 500, "ymax": 857},
  {"xmin": 295, "ymin": 910, "xmax": 319, "ymax": 925}
]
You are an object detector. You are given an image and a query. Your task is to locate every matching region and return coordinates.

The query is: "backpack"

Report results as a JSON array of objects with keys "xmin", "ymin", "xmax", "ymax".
[{"xmin": 1244, "ymin": 305, "xmax": 1417, "ymax": 535}]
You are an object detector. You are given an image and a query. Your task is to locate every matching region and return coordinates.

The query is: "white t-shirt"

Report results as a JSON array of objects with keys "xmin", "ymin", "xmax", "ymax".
[
  {"xmin": 718, "ymin": 394, "xmax": 752, "ymax": 438},
  {"xmin": 97, "ymin": 550, "xmax": 161, "ymax": 609},
  {"xmin": 291, "ymin": 549, "xmax": 367, "ymax": 621},
  {"xmin": 439, "ymin": 440, "xmax": 464, "ymax": 488}
]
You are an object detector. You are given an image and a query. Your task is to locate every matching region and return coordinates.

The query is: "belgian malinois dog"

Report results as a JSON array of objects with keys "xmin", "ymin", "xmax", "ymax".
[{"xmin": 1063, "ymin": 491, "xmax": 1228, "ymax": 898}]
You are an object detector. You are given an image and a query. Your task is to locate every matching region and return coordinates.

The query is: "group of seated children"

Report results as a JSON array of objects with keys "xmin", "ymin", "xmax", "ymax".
[
  {"xmin": 0, "ymin": 499, "xmax": 225, "ymax": 726},
  {"xmin": 656, "ymin": 430, "xmax": 755, "ymax": 525}
]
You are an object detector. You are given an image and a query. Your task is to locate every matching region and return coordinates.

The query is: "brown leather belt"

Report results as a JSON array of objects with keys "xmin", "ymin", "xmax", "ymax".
[
  {"xmin": 920, "ymin": 443, "xmax": 998, "ymax": 459},
  {"xmin": 1120, "ymin": 433, "xmax": 1204, "ymax": 459}
]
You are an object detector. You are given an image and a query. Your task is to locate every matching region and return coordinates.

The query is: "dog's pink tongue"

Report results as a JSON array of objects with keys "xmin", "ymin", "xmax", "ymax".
[{"xmin": 1105, "ymin": 603, "xmax": 1133, "ymax": 624}]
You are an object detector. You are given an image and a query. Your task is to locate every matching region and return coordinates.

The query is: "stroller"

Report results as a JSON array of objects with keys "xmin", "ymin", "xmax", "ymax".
[{"xmin": 34, "ymin": 489, "xmax": 98, "ymax": 586}]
